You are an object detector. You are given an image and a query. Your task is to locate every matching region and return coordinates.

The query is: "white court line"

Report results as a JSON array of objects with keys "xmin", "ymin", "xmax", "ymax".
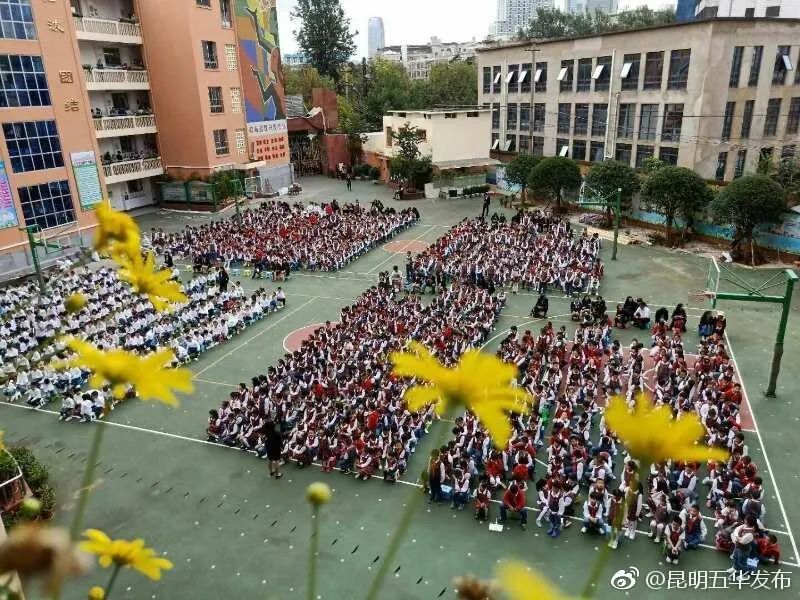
[
  {"xmin": 281, "ymin": 322, "xmax": 331, "ymax": 352},
  {"xmin": 366, "ymin": 225, "xmax": 438, "ymax": 274},
  {"xmin": 193, "ymin": 378, "xmax": 237, "ymax": 388},
  {"xmin": 194, "ymin": 298, "xmax": 316, "ymax": 377},
  {"xmin": 724, "ymin": 330, "xmax": 800, "ymax": 567},
  {"xmin": 480, "ymin": 313, "xmax": 573, "ymax": 349}
]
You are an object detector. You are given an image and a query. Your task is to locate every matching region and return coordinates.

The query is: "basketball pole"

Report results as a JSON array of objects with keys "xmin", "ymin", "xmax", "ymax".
[{"xmin": 19, "ymin": 225, "xmax": 46, "ymax": 294}]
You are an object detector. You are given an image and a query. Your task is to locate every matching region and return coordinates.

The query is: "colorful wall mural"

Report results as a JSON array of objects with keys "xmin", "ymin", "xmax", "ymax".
[{"xmin": 235, "ymin": 0, "xmax": 289, "ymax": 166}]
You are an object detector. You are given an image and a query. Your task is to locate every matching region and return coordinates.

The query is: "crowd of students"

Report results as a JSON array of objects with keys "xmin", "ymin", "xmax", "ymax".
[
  {"xmin": 151, "ymin": 200, "xmax": 419, "ymax": 275},
  {"xmin": 206, "ymin": 282, "xmax": 504, "ymax": 481},
  {"xmin": 407, "ymin": 212, "xmax": 602, "ymax": 295},
  {"xmin": 1, "ymin": 265, "xmax": 286, "ymax": 420},
  {"xmin": 435, "ymin": 308, "xmax": 779, "ymax": 575}
]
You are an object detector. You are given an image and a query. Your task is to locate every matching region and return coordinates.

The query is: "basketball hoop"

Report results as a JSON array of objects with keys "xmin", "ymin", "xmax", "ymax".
[{"xmin": 688, "ymin": 289, "xmax": 715, "ymax": 306}]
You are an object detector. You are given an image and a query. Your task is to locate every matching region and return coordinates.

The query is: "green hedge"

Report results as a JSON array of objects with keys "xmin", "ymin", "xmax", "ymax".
[{"xmin": 1, "ymin": 446, "xmax": 56, "ymax": 528}]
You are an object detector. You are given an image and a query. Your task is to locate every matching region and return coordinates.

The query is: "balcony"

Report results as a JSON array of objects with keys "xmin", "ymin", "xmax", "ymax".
[
  {"xmin": 93, "ymin": 114, "xmax": 157, "ymax": 138},
  {"xmin": 102, "ymin": 156, "xmax": 163, "ymax": 184},
  {"xmin": 73, "ymin": 17, "xmax": 142, "ymax": 44},
  {"xmin": 84, "ymin": 68, "xmax": 149, "ymax": 91}
]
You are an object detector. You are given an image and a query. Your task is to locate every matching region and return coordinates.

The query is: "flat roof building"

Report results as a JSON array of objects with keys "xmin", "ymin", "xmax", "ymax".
[{"xmin": 477, "ymin": 17, "xmax": 800, "ymax": 182}]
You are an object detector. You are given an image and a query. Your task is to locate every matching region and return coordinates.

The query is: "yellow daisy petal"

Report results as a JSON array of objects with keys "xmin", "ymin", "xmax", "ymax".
[{"xmin": 497, "ymin": 560, "xmax": 572, "ymax": 600}]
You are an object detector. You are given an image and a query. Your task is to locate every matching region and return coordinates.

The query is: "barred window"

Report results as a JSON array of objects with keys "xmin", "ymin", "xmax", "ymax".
[
  {"xmin": 208, "ymin": 86, "xmax": 224, "ymax": 113},
  {"xmin": 18, "ymin": 179, "xmax": 75, "ymax": 230},
  {"xmin": 3, "ymin": 120, "xmax": 64, "ymax": 173},
  {"xmin": 213, "ymin": 129, "xmax": 229, "ymax": 155},
  {"xmin": 202, "ymin": 40, "xmax": 218, "ymax": 69}
]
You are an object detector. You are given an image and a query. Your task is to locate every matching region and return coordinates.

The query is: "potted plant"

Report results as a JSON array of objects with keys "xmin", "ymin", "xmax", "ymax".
[{"xmin": 37, "ymin": 483, "xmax": 56, "ymax": 520}]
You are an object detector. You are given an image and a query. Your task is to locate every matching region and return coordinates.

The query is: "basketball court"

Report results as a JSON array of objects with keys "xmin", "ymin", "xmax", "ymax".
[{"xmin": 2, "ymin": 176, "xmax": 799, "ymax": 599}]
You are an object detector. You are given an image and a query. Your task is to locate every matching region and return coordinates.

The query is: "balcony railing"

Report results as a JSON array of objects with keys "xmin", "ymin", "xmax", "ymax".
[
  {"xmin": 93, "ymin": 114, "xmax": 156, "ymax": 138},
  {"xmin": 102, "ymin": 156, "xmax": 163, "ymax": 183},
  {"xmin": 73, "ymin": 16, "xmax": 142, "ymax": 43},
  {"xmin": 84, "ymin": 68, "xmax": 149, "ymax": 90}
]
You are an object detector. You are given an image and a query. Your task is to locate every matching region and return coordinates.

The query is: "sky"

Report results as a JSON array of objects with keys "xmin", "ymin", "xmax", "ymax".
[{"xmin": 276, "ymin": 0, "xmax": 677, "ymax": 59}]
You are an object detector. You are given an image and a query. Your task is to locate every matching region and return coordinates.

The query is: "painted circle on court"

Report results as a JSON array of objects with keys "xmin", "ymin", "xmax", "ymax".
[
  {"xmin": 283, "ymin": 322, "xmax": 338, "ymax": 352},
  {"xmin": 384, "ymin": 240, "xmax": 429, "ymax": 254}
]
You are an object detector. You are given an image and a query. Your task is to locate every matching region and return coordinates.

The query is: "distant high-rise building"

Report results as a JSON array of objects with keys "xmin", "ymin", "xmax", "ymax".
[
  {"xmin": 492, "ymin": 0, "xmax": 550, "ymax": 40},
  {"xmin": 564, "ymin": 0, "xmax": 618, "ymax": 14},
  {"xmin": 368, "ymin": 17, "xmax": 385, "ymax": 58},
  {"xmin": 694, "ymin": 0, "xmax": 800, "ymax": 18},
  {"xmin": 675, "ymin": 0, "xmax": 698, "ymax": 22}
]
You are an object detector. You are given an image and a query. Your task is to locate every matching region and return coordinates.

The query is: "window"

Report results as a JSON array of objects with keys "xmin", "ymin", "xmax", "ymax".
[
  {"xmin": 507, "ymin": 103, "xmax": 517, "ymax": 130},
  {"xmin": 760, "ymin": 147, "xmax": 774, "ymax": 166},
  {"xmin": 519, "ymin": 103, "xmax": 530, "ymax": 131},
  {"xmin": 504, "ymin": 137, "xmax": 516, "ymax": 152},
  {"xmin": 638, "ymin": 104, "xmax": 658, "ymax": 140},
  {"xmin": 518, "ymin": 135, "xmax": 530, "ymax": 153},
  {"xmin": 744, "ymin": 7, "xmax": 754, "ymax": 17},
  {"xmin": 482, "ymin": 67, "xmax": 492, "ymax": 94},
  {"xmin": 574, "ymin": 103, "xmax": 588, "ymax": 136},
  {"xmin": 0, "ymin": 0, "xmax": 36, "ymax": 40},
  {"xmin": 220, "ymin": 0, "xmax": 232, "ymax": 27},
  {"xmin": 532, "ymin": 136, "xmax": 543, "ymax": 156},
  {"xmin": 787, "ymin": 97, "xmax": 800, "ymax": 135},
  {"xmin": 231, "ymin": 87, "xmax": 241, "ymax": 113},
  {"xmin": 772, "ymin": 46, "xmax": 792, "ymax": 85},
  {"xmin": 667, "ymin": 49, "xmax": 690, "ymax": 90},
  {"xmin": 558, "ymin": 59, "xmax": 573, "ymax": 92},
  {"xmin": 729, "ymin": 46, "xmax": 743, "ymax": 87},
  {"xmin": 763, "ymin": 98, "xmax": 781, "ymax": 136},
  {"xmin": 734, "ymin": 149, "xmax": 747, "ymax": 178},
  {"xmin": 765, "ymin": 5, "xmax": 780, "ymax": 17},
  {"xmin": 208, "ymin": 86, "xmax": 223, "ymax": 113},
  {"xmin": 576, "ymin": 58, "xmax": 592, "ymax": 92},
  {"xmin": 589, "ymin": 141, "xmax": 605, "ymax": 162},
  {"xmin": 697, "ymin": 6, "xmax": 718, "ymax": 17},
  {"xmin": 505, "ymin": 64, "xmax": 519, "ymax": 91},
  {"xmin": 385, "ymin": 127, "xmax": 393, "ymax": 146},
  {"xmin": 659, "ymin": 146, "xmax": 679, "ymax": 165},
  {"xmin": 491, "ymin": 133, "xmax": 500, "ymax": 150},
  {"xmin": 621, "ymin": 53, "xmax": 640, "ymax": 91},
  {"xmin": 748, "ymin": 46, "xmax": 762, "ymax": 87},
  {"xmin": 533, "ymin": 103, "xmax": 545, "ymax": 133},
  {"xmin": 572, "ymin": 139, "xmax": 586, "ymax": 161},
  {"xmin": 643, "ymin": 51, "xmax": 664, "ymax": 90},
  {"xmin": 557, "ymin": 103, "xmax": 571, "ymax": 135},
  {"xmin": 492, "ymin": 66, "xmax": 501, "ymax": 93},
  {"xmin": 617, "ymin": 104, "xmax": 635, "ymax": 138},
  {"xmin": 196, "ymin": 0, "xmax": 211, "ymax": 5},
  {"xmin": 781, "ymin": 145, "xmax": 795, "ymax": 160},
  {"xmin": 534, "ymin": 61, "xmax": 547, "ymax": 93},
  {"xmin": 213, "ymin": 129, "xmax": 229, "ymax": 155},
  {"xmin": 18, "ymin": 180, "xmax": 75, "ymax": 230},
  {"xmin": 491, "ymin": 103, "xmax": 500, "ymax": 129},
  {"xmin": 202, "ymin": 41, "xmax": 218, "ymax": 69},
  {"xmin": 102, "ymin": 47, "xmax": 121, "ymax": 67},
  {"xmin": 520, "ymin": 63, "xmax": 531, "ymax": 93},
  {"xmin": 661, "ymin": 104, "xmax": 683, "ymax": 142},
  {"xmin": 466, "ymin": 111, "xmax": 479, "ymax": 118},
  {"xmin": 444, "ymin": 113, "xmax": 457, "ymax": 119},
  {"xmin": 591, "ymin": 104, "xmax": 607, "ymax": 137},
  {"xmin": 635, "ymin": 145, "xmax": 654, "ymax": 168},
  {"xmin": 615, "ymin": 143, "xmax": 632, "ymax": 166},
  {"xmin": 741, "ymin": 100, "xmax": 754, "ymax": 138},
  {"xmin": 0, "ymin": 55, "xmax": 50, "ymax": 107},
  {"xmin": 593, "ymin": 56, "xmax": 611, "ymax": 92},
  {"xmin": 127, "ymin": 180, "xmax": 143, "ymax": 195},
  {"xmin": 225, "ymin": 44, "xmax": 238, "ymax": 71},
  {"xmin": 557, "ymin": 138, "xmax": 569, "ymax": 157},
  {"xmin": 3, "ymin": 120, "xmax": 63, "ymax": 173},
  {"xmin": 721, "ymin": 101, "xmax": 735, "ymax": 141},
  {"xmin": 715, "ymin": 152, "xmax": 728, "ymax": 181}
]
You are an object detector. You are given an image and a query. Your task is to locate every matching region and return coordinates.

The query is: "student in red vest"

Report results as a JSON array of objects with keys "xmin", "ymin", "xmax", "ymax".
[{"xmin": 499, "ymin": 482, "xmax": 528, "ymax": 530}]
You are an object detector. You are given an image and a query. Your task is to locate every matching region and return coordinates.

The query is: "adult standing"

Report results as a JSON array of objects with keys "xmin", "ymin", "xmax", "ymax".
[
  {"xmin": 264, "ymin": 421, "xmax": 284, "ymax": 479},
  {"xmin": 346, "ymin": 172, "xmax": 352, "ymax": 191},
  {"xmin": 481, "ymin": 192, "xmax": 491, "ymax": 218},
  {"xmin": 217, "ymin": 266, "xmax": 229, "ymax": 293}
]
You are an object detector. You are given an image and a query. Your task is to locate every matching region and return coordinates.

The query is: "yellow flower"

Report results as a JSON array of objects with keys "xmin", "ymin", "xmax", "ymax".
[
  {"xmin": 117, "ymin": 251, "xmax": 187, "ymax": 312},
  {"xmin": 65, "ymin": 293, "xmax": 87, "ymax": 313},
  {"xmin": 605, "ymin": 393, "xmax": 729, "ymax": 464},
  {"xmin": 496, "ymin": 561, "xmax": 573, "ymax": 600},
  {"xmin": 306, "ymin": 482, "xmax": 332, "ymax": 506},
  {"xmin": 0, "ymin": 524, "xmax": 89, "ymax": 594},
  {"xmin": 88, "ymin": 586, "xmax": 105, "ymax": 600},
  {"xmin": 391, "ymin": 342, "xmax": 530, "ymax": 447},
  {"xmin": 80, "ymin": 529, "xmax": 173, "ymax": 581},
  {"xmin": 65, "ymin": 338, "xmax": 193, "ymax": 406},
  {"xmin": 0, "ymin": 430, "xmax": 4, "ymax": 449},
  {"xmin": 94, "ymin": 201, "xmax": 141, "ymax": 260}
]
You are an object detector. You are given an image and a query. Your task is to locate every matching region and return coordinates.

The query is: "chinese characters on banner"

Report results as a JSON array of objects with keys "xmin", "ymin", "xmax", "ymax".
[
  {"xmin": 247, "ymin": 120, "xmax": 288, "ymax": 165},
  {"xmin": 70, "ymin": 151, "xmax": 103, "ymax": 209},
  {"xmin": 0, "ymin": 160, "xmax": 19, "ymax": 228}
]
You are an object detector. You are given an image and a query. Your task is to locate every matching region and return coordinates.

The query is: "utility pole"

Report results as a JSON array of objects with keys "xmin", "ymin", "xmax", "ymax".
[
  {"xmin": 529, "ymin": 47, "xmax": 540, "ymax": 155},
  {"xmin": 603, "ymin": 49, "xmax": 616, "ymax": 160}
]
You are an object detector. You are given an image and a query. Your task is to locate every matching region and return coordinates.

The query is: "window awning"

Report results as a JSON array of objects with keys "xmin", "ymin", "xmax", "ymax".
[
  {"xmin": 559, "ymin": 145, "xmax": 569, "ymax": 157},
  {"xmin": 781, "ymin": 54, "xmax": 793, "ymax": 70},
  {"xmin": 556, "ymin": 67, "xmax": 568, "ymax": 81},
  {"xmin": 592, "ymin": 65, "xmax": 604, "ymax": 79},
  {"xmin": 620, "ymin": 62, "xmax": 632, "ymax": 78},
  {"xmin": 534, "ymin": 68, "xmax": 543, "ymax": 82},
  {"xmin": 503, "ymin": 139, "xmax": 513, "ymax": 151},
  {"xmin": 493, "ymin": 72, "xmax": 502, "ymax": 84},
  {"xmin": 518, "ymin": 70, "xmax": 529, "ymax": 83},
  {"xmin": 491, "ymin": 139, "xmax": 500, "ymax": 150},
  {"xmin": 505, "ymin": 71, "xmax": 516, "ymax": 84}
]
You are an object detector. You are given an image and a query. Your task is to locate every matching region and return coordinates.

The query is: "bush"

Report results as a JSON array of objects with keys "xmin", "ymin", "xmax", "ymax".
[
  {"xmin": 37, "ymin": 484, "xmax": 56, "ymax": 516},
  {"xmin": 9, "ymin": 447, "xmax": 49, "ymax": 491},
  {"xmin": 2, "ymin": 446, "xmax": 56, "ymax": 528},
  {"xmin": 0, "ymin": 451, "xmax": 18, "ymax": 482},
  {"xmin": 369, "ymin": 166, "xmax": 380, "ymax": 179}
]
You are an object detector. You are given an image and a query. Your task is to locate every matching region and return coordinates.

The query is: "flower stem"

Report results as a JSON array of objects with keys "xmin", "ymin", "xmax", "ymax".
[
  {"xmin": 307, "ymin": 505, "xmax": 320, "ymax": 600},
  {"xmin": 69, "ymin": 421, "xmax": 106, "ymax": 540},
  {"xmin": 363, "ymin": 423, "xmax": 448, "ymax": 600},
  {"xmin": 104, "ymin": 564, "xmax": 122, "ymax": 598}
]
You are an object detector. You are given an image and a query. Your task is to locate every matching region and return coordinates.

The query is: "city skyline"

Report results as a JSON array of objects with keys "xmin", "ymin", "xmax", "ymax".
[{"xmin": 276, "ymin": 0, "xmax": 675, "ymax": 59}]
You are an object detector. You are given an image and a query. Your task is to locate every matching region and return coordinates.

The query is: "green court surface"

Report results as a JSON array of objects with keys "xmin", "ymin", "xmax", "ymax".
[{"xmin": 2, "ymin": 176, "xmax": 800, "ymax": 600}]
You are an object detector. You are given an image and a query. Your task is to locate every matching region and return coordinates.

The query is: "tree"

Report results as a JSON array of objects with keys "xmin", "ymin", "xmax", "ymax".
[
  {"xmin": 337, "ymin": 95, "xmax": 366, "ymax": 164},
  {"xmin": 504, "ymin": 154, "xmax": 540, "ymax": 201},
  {"xmin": 292, "ymin": 0, "xmax": 356, "ymax": 83},
  {"xmin": 417, "ymin": 61, "xmax": 478, "ymax": 109},
  {"xmin": 711, "ymin": 174, "xmax": 787, "ymax": 265},
  {"xmin": 362, "ymin": 59, "xmax": 414, "ymax": 130},
  {"xmin": 641, "ymin": 166, "xmax": 712, "ymax": 243},
  {"xmin": 518, "ymin": 5, "xmax": 675, "ymax": 40},
  {"xmin": 283, "ymin": 65, "xmax": 334, "ymax": 105},
  {"xmin": 390, "ymin": 123, "xmax": 432, "ymax": 190},
  {"xmin": 584, "ymin": 160, "xmax": 640, "ymax": 222},
  {"xmin": 527, "ymin": 156, "xmax": 581, "ymax": 211}
]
